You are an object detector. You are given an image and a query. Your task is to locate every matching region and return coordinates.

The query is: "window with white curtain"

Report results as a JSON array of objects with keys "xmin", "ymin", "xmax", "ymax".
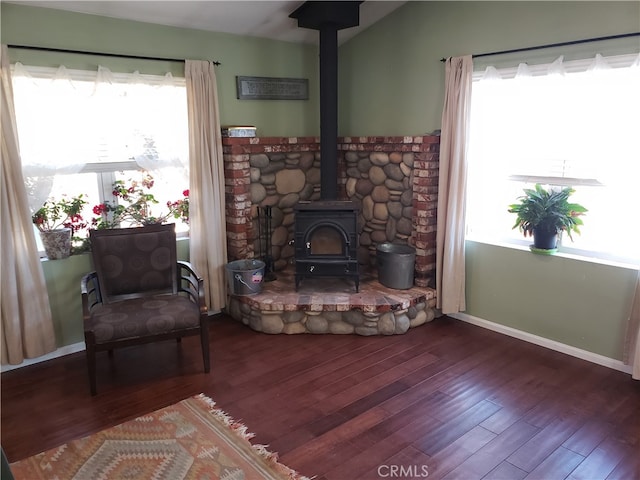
[
  {"xmin": 11, "ymin": 63, "xmax": 190, "ymax": 253},
  {"xmin": 466, "ymin": 52, "xmax": 640, "ymax": 264}
]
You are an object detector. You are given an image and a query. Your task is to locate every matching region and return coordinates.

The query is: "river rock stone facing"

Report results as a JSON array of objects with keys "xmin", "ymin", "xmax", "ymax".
[
  {"xmin": 246, "ymin": 143, "xmax": 416, "ymax": 270},
  {"xmin": 226, "ymin": 279, "xmax": 437, "ymax": 336},
  {"xmin": 228, "ymin": 297, "xmax": 436, "ymax": 336},
  {"xmin": 222, "ymin": 135, "xmax": 440, "ymax": 289},
  {"xmin": 248, "ymin": 150, "xmax": 322, "ymax": 269},
  {"xmin": 343, "ymin": 149, "xmax": 417, "ymax": 267}
]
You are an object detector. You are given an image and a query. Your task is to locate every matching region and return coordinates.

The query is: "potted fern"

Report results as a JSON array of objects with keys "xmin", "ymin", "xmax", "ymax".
[{"xmin": 508, "ymin": 184, "xmax": 587, "ymax": 253}]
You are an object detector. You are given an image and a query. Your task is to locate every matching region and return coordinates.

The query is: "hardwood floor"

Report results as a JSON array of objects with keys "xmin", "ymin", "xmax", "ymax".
[{"xmin": 2, "ymin": 315, "xmax": 639, "ymax": 479}]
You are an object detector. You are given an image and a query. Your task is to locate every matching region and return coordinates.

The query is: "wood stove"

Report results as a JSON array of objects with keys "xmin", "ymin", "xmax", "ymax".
[
  {"xmin": 290, "ymin": 3, "xmax": 363, "ymax": 292},
  {"xmin": 294, "ymin": 201, "xmax": 359, "ymax": 292}
]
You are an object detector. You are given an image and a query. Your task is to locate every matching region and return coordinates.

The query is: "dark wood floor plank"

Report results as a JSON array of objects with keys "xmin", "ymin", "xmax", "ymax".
[
  {"xmin": 282, "ymin": 406, "xmax": 390, "ymax": 475},
  {"xmin": 320, "ymin": 432, "xmax": 410, "ymax": 480},
  {"xmin": 360, "ymin": 445, "xmax": 432, "ymax": 480},
  {"xmin": 442, "ymin": 420, "xmax": 539, "ymax": 479},
  {"xmin": 483, "ymin": 461, "xmax": 528, "ymax": 480},
  {"xmin": 424, "ymin": 425, "xmax": 496, "ymax": 480},
  {"xmin": 415, "ymin": 399, "xmax": 502, "ymax": 456},
  {"xmin": 519, "ymin": 361, "xmax": 613, "ymax": 429},
  {"xmin": 321, "ymin": 412, "xmax": 443, "ymax": 480},
  {"xmin": 524, "ymin": 446, "xmax": 584, "ymax": 480},
  {"xmin": 315, "ymin": 346, "xmax": 441, "ymax": 414},
  {"xmin": 484, "ymin": 361, "xmax": 559, "ymax": 411},
  {"xmin": 604, "ymin": 441, "xmax": 640, "ymax": 480},
  {"xmin": 351, "ymin": 390, "xmax": 445, "ymax": 449},
  {"xmin": 480, "ymin": 408, "xmax": 528, "ymax": 436},
  {"xmin": 379, "ymin": 338, "xmax": 512, "ymax": 416},
  {"xmin": 562, "ymin": 418, "xmax": 616, "ymax": 456},
  {"xmin": 252, "ymin": 346, "xmax": 438, "ymax": 444},
  {"xmin": 230, "ymin": 335, "xmax": 400, "ymax": 410},
  {"xmin": 567, "ymin": 436, "xmax": 632, "ymax": 480},
  {"xmin": 2, "ymin": 315, "xmax": 639, "ymax": 480},
  {"xmin": 507, "ymin": 410, "xmax": 586, "ymax": 472}
]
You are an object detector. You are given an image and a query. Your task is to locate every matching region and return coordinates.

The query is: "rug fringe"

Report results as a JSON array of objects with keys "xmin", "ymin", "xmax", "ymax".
[{"xmin": 195, "ymin": 394, "xmax": 312, "ymax": 480}]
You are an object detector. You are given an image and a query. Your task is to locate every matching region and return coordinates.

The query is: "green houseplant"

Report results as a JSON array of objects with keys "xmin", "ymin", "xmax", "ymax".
[{"xmin": 508, "ymin": 184, "xmax": 587, "ymax": 252}]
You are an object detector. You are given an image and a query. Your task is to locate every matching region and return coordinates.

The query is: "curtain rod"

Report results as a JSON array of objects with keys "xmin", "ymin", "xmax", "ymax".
[
  {"xmin": 440, "ymin": 32, "xmax": 640, "ymax": 62},
  {"xmin": 7, "ymin": 44, "xmax": 221, "ymax": 66}
]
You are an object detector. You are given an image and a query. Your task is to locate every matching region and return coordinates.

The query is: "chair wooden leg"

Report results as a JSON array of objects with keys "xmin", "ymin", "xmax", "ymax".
[
  {"xmin": 86, "ymin": 342, "xmax": 97, "ymax": 396},
  {"xmin": 200, "ymin": 319, "xmax": 211, "ymax": 373}
]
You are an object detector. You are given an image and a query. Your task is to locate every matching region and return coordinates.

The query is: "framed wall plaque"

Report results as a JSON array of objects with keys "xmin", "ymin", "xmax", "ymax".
[{"xmin": 236, "ymin": 76, "xmax": 309, "ymax": 100}]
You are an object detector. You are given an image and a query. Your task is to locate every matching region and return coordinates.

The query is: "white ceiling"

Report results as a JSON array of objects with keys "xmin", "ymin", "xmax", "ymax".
[{"xmin": 9, "ymin": 1, "xmax": 407, "ymax": 45}]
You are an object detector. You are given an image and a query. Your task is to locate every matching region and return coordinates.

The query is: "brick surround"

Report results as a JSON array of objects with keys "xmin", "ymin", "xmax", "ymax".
[{"xmin": 222, "ymin": 135, "xmax": 439, "ymax": 288}]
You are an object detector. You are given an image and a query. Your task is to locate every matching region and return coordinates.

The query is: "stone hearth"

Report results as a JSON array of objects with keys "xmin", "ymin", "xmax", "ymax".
[
  {"xmin": 225, "ymin": 267, "xmax": 437, "ymax": 335},
  {"xmin": 222, "ymin": 135, "xmax": 440, "ymax": 335}
]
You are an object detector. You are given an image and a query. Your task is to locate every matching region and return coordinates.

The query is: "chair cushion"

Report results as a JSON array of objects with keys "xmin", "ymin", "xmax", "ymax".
[
  {"xmin": 90, "ymin": 227, "xmax": 177, "ymax": 299},
  {"xmin": 87, "ymin": 295, "xmax": 200, "ymax": 343}
]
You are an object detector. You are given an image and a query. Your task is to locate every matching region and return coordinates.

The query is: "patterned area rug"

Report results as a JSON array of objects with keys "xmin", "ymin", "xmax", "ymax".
[{"xmin": 10, "ymin": 394, "xmax": 309, "ymax": 480}]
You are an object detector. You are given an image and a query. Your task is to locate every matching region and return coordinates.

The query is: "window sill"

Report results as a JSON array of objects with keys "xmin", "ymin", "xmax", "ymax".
[
  {"xmin": 39, "ymin": 236, "xmax": 191, "ymax": 262},
  {"xmin": 466, "ymin": 237, "xmax": 639, "ymax": 272}
]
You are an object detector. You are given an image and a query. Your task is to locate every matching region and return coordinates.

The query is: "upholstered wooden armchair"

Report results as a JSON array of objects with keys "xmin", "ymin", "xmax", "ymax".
[{"xmin": 81, "ymin": 223, "xmax": 210, "ymax": 395}]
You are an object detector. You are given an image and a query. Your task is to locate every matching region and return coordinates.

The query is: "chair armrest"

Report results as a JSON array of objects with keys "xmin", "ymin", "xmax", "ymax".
[
  {"xmin": 81, "ymin": 272, "xmax": 102, "ymax": 328},
  {"xmin": 177, "ymin": 261, "xmax": 207, "ymax": 315}
]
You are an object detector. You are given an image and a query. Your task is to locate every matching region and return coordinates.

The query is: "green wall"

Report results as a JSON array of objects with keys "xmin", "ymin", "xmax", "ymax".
[
  {"xmin": 465, "ymin": 242, "xmax": 638, "ymax": 360},
  {"xmin": 3, "ymin": 2, "xmax": 639, "ymax": 364},
  {"xmin": 338, "ymin": 1, "xmax": 640, "ymax": 136},
  {"xmin": 0, "ymin": 3, "xmax": 320, "ymax": 137},
  {"xmin": 41, "ymin": 254, "xmax": 92, "ymax": 347},
  {"xmin": 339, "ymin": 1, "xmax": 639, "ymax": 361}
]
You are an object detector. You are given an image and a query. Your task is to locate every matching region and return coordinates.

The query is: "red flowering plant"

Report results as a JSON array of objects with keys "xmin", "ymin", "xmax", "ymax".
[
  {"xmin": 32, "ymin": 194, "xmax": 88, "ymax": 233},
  {"xmin": 32, "ymin": 194, "xmax": 90, "ymax": 254},
  {"xmin": 167, "ymin": 189, "xmax": 190, "ymax": 225},
  {"xmin": 91, "ymin": 172, "xmax": 189, "ymax": 230}
]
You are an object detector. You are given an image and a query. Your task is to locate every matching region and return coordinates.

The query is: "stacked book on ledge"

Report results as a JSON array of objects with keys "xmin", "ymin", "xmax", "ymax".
[{"xmin": 221, "ymin": 126, "xmax": 256, "ymax": 137}]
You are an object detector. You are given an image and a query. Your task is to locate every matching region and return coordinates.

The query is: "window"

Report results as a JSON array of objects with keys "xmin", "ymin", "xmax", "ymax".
[
  {"xmin": 466, "ymin": 53, "xmax": 640, "ymax": 264},
  {"xmin": 12, "ymin": 64, "xmax": 190, "ymax": 253}
]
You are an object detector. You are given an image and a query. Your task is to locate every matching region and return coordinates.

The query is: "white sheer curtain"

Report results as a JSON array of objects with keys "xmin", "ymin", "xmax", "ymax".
[
  {"xmin": 12, "ymin": 64, "xmax": 188, "ymax": 212},
  {"xmin": 625, "ymin": 270, "xmax": 640, "ymax": 380},
  {"xmin": 436, "ymin": 55, "xmax": 473, "ymax": 314},
  {"xmin": 185, "ymin": 60, "xmax": 227, "ymax": 313},
  {"xmin": 1, "ymin": 45, "xmax": 56, "ymax": 365},
  {"xmin": 12, "ymin": 64, "xmax": 88, "ymax": 211}
]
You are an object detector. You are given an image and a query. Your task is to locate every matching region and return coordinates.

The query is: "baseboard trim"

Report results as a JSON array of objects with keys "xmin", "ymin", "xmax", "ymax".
[
  {"xmin": 1, "ymin": 311, "xmax": 224, "ymax": 373},
  {"xmin": 1, "ymin": 342, "xmax": 86, "ymax": 373},
  {"xmin": 2, "ymin": 315, "xmax": 632, "ymax": 376},
  {"xmin": 450, "ymin": 312, "xmax": 632, "ymax": 375}
]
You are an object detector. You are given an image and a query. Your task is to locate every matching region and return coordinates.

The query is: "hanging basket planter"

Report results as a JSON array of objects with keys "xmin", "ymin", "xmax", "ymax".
[{"xmin": 40, "ymin": 228, "xmax": 72, "ymax": 260}]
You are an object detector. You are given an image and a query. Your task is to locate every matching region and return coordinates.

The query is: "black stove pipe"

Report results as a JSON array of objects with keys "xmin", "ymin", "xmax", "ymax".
[
  {"xmin": 319, "ymin": 24, "xmax": 338, "ymax": 200},
  {"xmin": 289, "ymin": 1, "xmax": 362, "ymax": 201}
]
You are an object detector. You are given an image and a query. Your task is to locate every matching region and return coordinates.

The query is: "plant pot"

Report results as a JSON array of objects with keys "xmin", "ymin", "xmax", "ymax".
[
  {"xmin": 40, "ymin": 228, "xmax": 72, "ymax": 260},
  {"xmin": 532, "ymin": 227, "xmax": 558, "ymax": 250}
]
